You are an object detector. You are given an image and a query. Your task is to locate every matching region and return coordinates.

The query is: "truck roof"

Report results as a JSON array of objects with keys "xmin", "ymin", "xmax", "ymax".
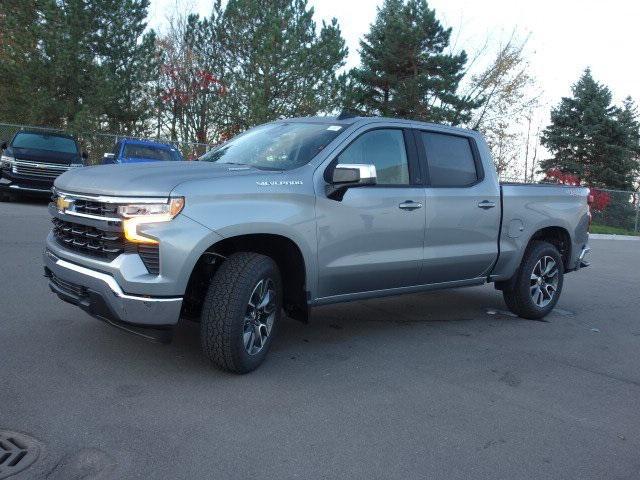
[{"xmin": 274, "ymin": 116, "xmax": 479, "ymax": 136}]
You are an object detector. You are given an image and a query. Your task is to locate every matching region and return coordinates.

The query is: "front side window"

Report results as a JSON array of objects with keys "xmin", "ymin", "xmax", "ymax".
[
  {"xmin": 337, "ymin": 129, "xmax": 410, "ymax": 185},
  {"xmin": 12, "ymin": 133, "xmax": 78, "ymax": 154},
  {"xmin": 420, "ymin": 132, "xmax": 478, "ymax": 187},
  {"xmin": 199, "ymin": 122, "xmax": 343, "ymax": 170}
]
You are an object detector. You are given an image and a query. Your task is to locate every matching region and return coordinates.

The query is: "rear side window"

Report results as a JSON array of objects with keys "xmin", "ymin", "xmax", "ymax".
[
  {"xmin": 337, "ymin": 129, "xmax": 410, "ymax": 185},
  {"xmin": 420, "ymin": 132, "xmax": 477, "ymax": 187}
]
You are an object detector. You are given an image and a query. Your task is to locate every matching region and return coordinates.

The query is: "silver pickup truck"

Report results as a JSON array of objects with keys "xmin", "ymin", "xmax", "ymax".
[{"xmin": 43, "ymin": 117, "xmax": 591, "ymax": 373}]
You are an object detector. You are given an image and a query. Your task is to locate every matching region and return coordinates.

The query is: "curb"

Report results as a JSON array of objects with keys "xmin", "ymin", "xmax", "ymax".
[{"xmin": 590, "ymin": 233, "xmax": 640, "ymax": 241}]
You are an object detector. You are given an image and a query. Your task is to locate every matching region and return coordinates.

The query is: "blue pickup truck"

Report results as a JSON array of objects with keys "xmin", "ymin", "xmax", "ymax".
[{"xmin": 102, "ymin": 139, "xmax": 184, "ymax": 164}]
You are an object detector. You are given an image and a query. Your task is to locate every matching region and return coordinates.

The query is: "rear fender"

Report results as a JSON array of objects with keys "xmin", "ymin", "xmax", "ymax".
[{"xmin": 492, "ymin": 219, "xmax": 574, "ymax": 283}]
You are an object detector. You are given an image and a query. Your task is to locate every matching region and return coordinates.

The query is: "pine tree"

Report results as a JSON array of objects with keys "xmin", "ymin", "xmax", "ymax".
[
  {"xmin": 95, "ymin": 0, "xmax": 157, "ymax": 135},
  {"xmin": 541, "ymin": 69, "xmax": 637, "ymax": 190},
  {"xmin": 37, "ymin": 0, "xmax": 103, "ymax": 130},
  {"xmin": 0, "ymin": 0, "xmax": 156, "ymax": 132},
  {"xmin": 345, "ymin": 0, "xmax": 478, "ymax": 124},
  {"xmin": 219, "ymin": 0, "xmax": 348, "ymax": 131},
  {"xmin": 617, "ymin": 97, "xmax": 640, "ymax": 186},
  {"xmin": 0, "ymin": 0, "xmax": 54, "ymax": 125}
]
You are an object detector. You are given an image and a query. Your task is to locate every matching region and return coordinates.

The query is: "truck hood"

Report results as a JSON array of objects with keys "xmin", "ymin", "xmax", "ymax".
[{"xmin": 54, "ymin": 161, "xmax": 258, "ymax": 197}]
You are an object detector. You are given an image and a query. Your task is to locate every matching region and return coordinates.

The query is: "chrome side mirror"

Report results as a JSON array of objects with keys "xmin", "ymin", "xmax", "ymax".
[
  {"xmin": 327, "ymin": 163, "xmax": 377, "ymax": 200},
  {"xmin": 332, "ymin": 163, "xmax": 377, "ymax": 185}
]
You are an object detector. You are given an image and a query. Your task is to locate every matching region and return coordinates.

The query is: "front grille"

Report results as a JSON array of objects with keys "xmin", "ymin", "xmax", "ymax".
[
  {"xmin": 52, "ymin": 218, "xmax": 124, "ymax": 260},
  {"xmin": 51, "ymin": 192, "xmax": 162, "ymax": 275},
  {"xmin": 14, "ymin": 160, "xmax": 69, "ymax": 180},
  {"xmin": 71, "ymin": 199, "xmax": 119, "ymax": 218},
  {"xmin": 49, "ymin": 271, "xmax": 86, "ymax": 297},
  {"xmin": 52, "ymin": 218, "xmax": 160, "ymax": 274}
]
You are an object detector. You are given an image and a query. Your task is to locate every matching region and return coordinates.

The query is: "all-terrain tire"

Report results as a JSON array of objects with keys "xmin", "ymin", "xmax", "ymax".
[
  {"xmin": 503, "ymin": 241, "xmax": 564, "ymax": 320},
  {"xmin": 200, "ymin": 252, "xmax": 282, "ymax": 373}
]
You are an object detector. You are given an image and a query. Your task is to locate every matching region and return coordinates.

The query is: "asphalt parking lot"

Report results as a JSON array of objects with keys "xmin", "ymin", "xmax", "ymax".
[{"xmin": 1, "ymin": 199, "xmax": 639, "ymax": 480}]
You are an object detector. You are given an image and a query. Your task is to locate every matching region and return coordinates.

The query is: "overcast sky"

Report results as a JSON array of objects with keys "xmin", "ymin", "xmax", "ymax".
[{"xmin": 148, "ymin": 0, "xmax": 640, "ymax": 113}]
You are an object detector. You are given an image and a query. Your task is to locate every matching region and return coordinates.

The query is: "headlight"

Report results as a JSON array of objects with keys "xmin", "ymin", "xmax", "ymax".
[
  {"xmin": 119, "ymin": 197, "xmax": 185, "ymax": 244},
  {"xmin": 1, "ymin": 154, "xmax": 15, "ymax": 168}
]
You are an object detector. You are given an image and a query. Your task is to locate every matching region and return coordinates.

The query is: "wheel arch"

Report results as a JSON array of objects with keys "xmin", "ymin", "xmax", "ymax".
[
  {"xmin": 527, "ymin": 225, "xmax": 572, "ymax": 269},
  {"xmin": 182, "ymin": 232, "xmax": 311, "ymax": 322},
  {"xmin": 494, "ymin": 224, "xmax": 572, "ymax": 291}
]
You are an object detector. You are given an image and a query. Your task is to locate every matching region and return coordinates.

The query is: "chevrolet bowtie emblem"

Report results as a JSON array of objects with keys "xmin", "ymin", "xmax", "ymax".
[{"xmin": 56, "ymin": 196, "xmax": 71, "ymax": 211}]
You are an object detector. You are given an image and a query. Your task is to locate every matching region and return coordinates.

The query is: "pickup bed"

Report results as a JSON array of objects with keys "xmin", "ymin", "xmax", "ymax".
[{"xmin": 43, "ymin": 116, "xmax": 591, "ymax": 373}]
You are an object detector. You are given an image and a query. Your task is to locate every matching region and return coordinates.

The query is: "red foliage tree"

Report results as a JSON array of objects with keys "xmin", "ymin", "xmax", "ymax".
[
  {"xmin": 589, "ymin": 189, "xmax": 611, "ymax": 212},
  {"xmin": 544, "ymin": 168, "xmax": 581, "ymax": 186}
]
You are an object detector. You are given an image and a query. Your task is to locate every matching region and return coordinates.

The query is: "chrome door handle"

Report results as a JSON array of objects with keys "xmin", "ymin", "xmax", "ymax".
[
  {"xmin": 478, "ymin": 200, "xmax": 496, "ymax": 209},
  {"xmin": 399, "ymin": 201, "xmax": 423, "ymax": 210}
]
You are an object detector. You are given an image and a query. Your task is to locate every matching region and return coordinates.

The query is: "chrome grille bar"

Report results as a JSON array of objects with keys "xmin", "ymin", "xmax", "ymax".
[{"xmin": 13, "ymin": 159, "xmax": 71, "ymax": 179}]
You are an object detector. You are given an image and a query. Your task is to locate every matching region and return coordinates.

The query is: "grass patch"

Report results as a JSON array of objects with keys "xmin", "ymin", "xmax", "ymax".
[{"xmin": 590, "ymin": 224, "xmax": 639, "ymax": 236}]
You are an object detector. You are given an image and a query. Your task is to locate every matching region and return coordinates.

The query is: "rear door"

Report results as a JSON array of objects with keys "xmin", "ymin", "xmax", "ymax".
[
  {"xmin": 315, "ymin": 127, "xmax": 426, "ymax": 298},
  {"xmin": 415, "ymin": 130, "xmax": 500, "ymax": 284}
]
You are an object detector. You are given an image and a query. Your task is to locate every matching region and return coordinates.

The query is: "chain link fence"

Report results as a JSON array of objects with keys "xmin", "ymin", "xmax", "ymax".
[
  {"xmin": 589, "ymin": 188, "xmax": 639, "ymax": 235},
  {"xmin": 0, "ymin": 122, "xmax": 216, "ymax": 164}
]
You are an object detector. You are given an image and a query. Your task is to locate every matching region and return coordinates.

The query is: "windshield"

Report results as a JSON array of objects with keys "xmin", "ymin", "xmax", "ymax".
[
  {"xmin": 123, "ymin": 144, "xmax": 178, "ymax": 161},
  {"xmin": 12, "ymin": 132, "xmax": 78, "ymax": 154},
  {"xmin": 199, "ymin": 122, "xmax": 344, "ymax": 170}
]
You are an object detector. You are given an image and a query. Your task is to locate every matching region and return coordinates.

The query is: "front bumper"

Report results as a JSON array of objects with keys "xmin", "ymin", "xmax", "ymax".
[
  {"xmin": 0, "ymin": 174, "xmax": 53, "ymax": 195},
  {"xmin": 43, "ymin": 249, "xmax": 183, "ymax": 329}
]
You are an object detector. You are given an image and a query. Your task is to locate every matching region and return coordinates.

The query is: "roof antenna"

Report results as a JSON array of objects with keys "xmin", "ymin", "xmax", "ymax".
[{"xmin": 337, "ymin": 109, "xmax": 359, "ymax": 120}]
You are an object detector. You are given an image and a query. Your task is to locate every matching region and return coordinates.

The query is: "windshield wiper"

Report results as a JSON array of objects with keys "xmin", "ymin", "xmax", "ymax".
[
  {"xmin": 252, "ymin": 165, "xmax": 284, "ymax": 171},
  {"xmin": 220, "ymin": 161, "xmax": 283, "ymax": 171}
]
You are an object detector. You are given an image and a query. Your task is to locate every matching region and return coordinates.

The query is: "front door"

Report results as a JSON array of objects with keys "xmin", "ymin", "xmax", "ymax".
[{"xmin": 315, "ymin": 128, "xmax": 426, "ymax": 298}]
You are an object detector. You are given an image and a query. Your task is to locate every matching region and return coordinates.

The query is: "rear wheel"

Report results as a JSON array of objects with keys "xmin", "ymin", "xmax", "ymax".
[
  {"xmin": 200, "ymin": 252, "xmax": 282, "ymax": 373},
  {"xmin": 503, "ymin": 241, "xmax": 564, "ymax": 319}
]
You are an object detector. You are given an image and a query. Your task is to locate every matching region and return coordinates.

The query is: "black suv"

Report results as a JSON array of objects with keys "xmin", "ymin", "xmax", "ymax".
[{"xmin": 1, "ymin": 130, "xmax": 87, "ymax": 200}]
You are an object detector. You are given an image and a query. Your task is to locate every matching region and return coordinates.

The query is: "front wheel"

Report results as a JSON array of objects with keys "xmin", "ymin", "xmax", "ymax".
[
  {"xmin": 503, "ymin": 241, "xmax": 564, "ymax": 319},
  {"xmin": 200, "ymin": 252, "xmax": 282, "ymax": 373}
]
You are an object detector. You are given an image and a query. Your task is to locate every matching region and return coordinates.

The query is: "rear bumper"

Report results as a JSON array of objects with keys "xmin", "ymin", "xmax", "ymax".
[
  {"xmin": 43, "ymin": 249, "xmax": 183, "ymax": 329},
  {"xmin": 577, "ymin": 245, "xmax": 591, "ymax": 269}
]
